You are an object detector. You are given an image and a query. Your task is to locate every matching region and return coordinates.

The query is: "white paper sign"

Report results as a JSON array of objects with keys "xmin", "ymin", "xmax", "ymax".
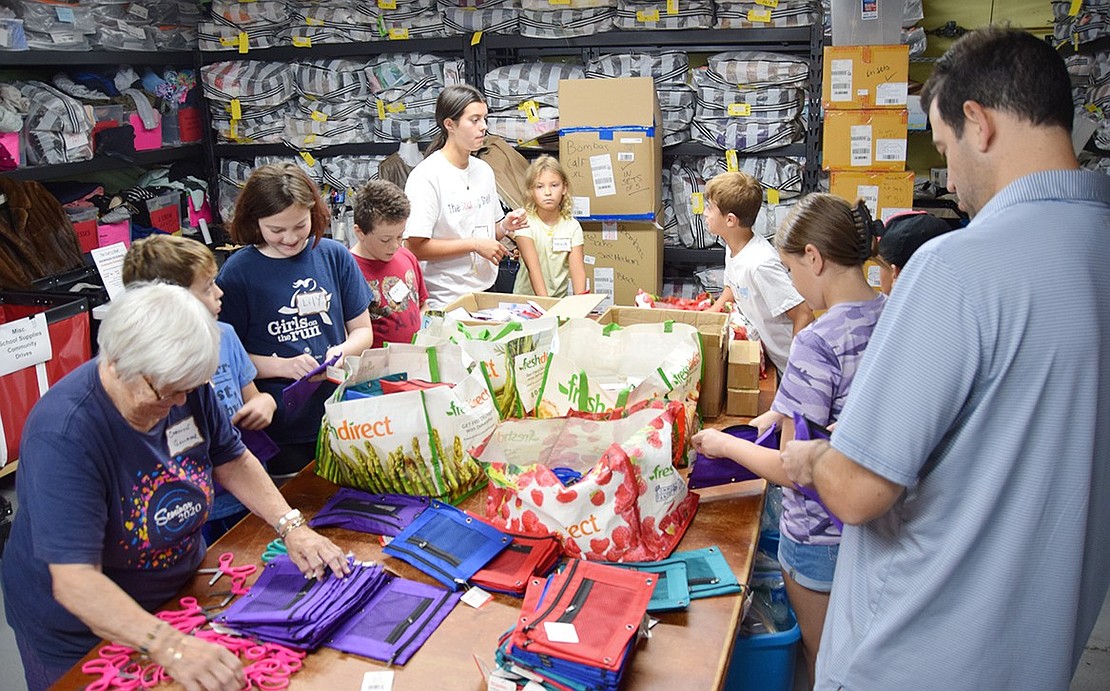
[
  {"xmin": 0, "ymin": 312, "xmax": 52, "ymax": 377},
  {"xmin": 91, "ymin": 242, "xmax": 128, "ymax": 300},
  {"xmin": 572, "ymin": 196, "xmax": 591, "ymax": 218},
  {"xmin": 360, "ymin": 670, "xmax": 395, "ymax": 691},
  {"xmin": 589, "ymin": 154, "xmax": 617, "ymax": 197}
]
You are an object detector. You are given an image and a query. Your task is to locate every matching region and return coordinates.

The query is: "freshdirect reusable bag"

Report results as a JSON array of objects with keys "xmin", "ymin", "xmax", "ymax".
[
  {"xmin": 315, "ymin": 343, "xmax": 497, "ymax": 503},
  {"xmin": 414, "ymin": 315, "xmax": 558, "ymax": 419},
  {"xmin": 518, "ymin": 318, "xmax": 701, "ymax": 418},
  {"xmin": 480, "ymin": 402, "xmax": 699, "ymax": 562}
]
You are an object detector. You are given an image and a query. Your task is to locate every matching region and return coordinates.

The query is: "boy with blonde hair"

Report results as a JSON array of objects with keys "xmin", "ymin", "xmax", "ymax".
[
  {"xmin": 123, "ymin": 234, "xmax": 277, "ymax": 542},
  {"xmin": 704, "ymin": 171, "xmax": 813, "ymax": 375}
]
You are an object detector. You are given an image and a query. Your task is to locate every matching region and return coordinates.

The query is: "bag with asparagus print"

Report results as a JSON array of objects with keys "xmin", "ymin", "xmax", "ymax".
[{"xmin": 315, "ymin": 343, "xmax": 497, "ymax": 503}]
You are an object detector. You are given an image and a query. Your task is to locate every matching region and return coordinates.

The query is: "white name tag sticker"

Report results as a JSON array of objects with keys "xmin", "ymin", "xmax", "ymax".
[
  {"xmin": 166, "ymin": 417, "xmax": 204, "ymax": 457},
  {"xmin": 544, "ymin": 621, "xmax": 579, "ymax": 643},
  {"xmin": 295, "ymin": 290, "xmax": 328, "ymax": 316},
  {"xmin": 552, "ymin": 237, "xmax": 572, "ymax": 253},
  {"xmin": 387, "ymin": 280, "xmax": 410, "ymax": 303}
]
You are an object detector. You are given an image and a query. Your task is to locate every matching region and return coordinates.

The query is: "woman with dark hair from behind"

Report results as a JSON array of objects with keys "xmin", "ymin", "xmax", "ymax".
[{"xmin": 403, "ymin": 84, "xmax": 529, "ymax": 308}]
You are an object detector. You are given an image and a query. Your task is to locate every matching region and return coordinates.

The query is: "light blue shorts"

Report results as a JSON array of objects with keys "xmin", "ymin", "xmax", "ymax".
[{"xmin": 778, "ymin": 536, "xmax": 839, "ymax": 593}]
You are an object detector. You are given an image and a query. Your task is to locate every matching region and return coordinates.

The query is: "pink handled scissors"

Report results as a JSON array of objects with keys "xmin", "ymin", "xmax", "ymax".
[
  {"xmin": 243, "ymin": 658, "xmax": 294, "ymax": 691},
  {"xmin": 81, "ymin": 656, "xmax": 142, "ymax": 691},
  {"xmin": 157, "ymin": 596, "xmax": 210, "ymax": 634},
  {"xmin": 208, "ymin": 552, "xmax": 258, "ymax": 595}
]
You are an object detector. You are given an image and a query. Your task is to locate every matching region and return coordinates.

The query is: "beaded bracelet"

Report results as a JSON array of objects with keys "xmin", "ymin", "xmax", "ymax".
[{"xmin": 278, "ymin": 516, "xmax": 306, "ymax": 539}]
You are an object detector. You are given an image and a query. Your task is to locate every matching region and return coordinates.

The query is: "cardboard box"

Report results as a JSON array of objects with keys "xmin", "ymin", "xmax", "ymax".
[
  {"xmin": 726, "ymin": 387, "xmax": 760, "ymax": 417},
  {"xmin": 558, "ymin": 77, "xmax": 663, "ymax": 222},
  {"xmin": 581, "ymin": 221, "xmax": 663, "ymax": 309},
  {"xmin": 829, "ymin": 170, "xmax": 914, "ymax": 223},
  {"xmin": 822, "ymin": 45, "xmax": 909, "ymax": 110},
  {"xmin": 597, "ymin": 305, "xmax": 729, "ymax": 418},
  {"xmin": 442, "ymin": 292, "xmax": 605, "ymax": 326},
  {"xmin": 728, "ymin": 339, "xmax": 761, "ymax": 391},
  {"xmin": 822, "ymin": 109, "xmax": 908, "ymax": 171}
]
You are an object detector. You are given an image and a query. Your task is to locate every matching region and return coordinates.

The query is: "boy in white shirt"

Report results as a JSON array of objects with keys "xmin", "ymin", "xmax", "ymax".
[{"xmin": 705, "ymin": 171, "xmax": 814, "ymax": 375}]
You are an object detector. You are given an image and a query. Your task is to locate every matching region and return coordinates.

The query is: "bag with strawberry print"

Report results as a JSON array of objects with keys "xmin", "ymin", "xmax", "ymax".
[{"xmin": 477, "ymin": 401, "xmax": 699, "ymax": 562}]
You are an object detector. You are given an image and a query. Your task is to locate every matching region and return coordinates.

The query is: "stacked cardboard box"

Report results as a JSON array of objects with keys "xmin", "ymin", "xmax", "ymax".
[
  {"xmin": 559, "ymin": 77, "xmax": 664, "ymax": 309},
  {"xmin": 725, "ymin": 339, "xmax": 761, "ymax": 417},
  {"xmin": 823, "ymin": 44, "xmax": 912, "ymax": 224}
]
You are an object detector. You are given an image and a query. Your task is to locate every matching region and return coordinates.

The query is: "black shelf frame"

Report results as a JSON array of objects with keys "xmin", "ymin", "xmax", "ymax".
[
  {"xmin": 1, "ymin": 144, "xmax": 205, "ymax": 181},
  {"xmin": 0, "ymin": 50, "xmax": 195, "ymax": 67},
  {"xmin": 197, "ymin": 37, "xmax": 471, "ymax": 66},
  {"xmin": 663, "ymin": 246, "xmax": 726, "ymax": 264}
]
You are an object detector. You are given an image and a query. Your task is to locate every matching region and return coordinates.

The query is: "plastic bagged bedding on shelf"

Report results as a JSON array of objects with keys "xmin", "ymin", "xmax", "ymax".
[
  {"xmin": 612, "ymin": 0, "xmax": 715, "ymax": 31},
  {"xmin": 520, "ymin": 6, "xmax": 615, "ymax": 38},
  {"xmin": 714, "ymin": 0, "xmax": 818, "ymax": 29}
]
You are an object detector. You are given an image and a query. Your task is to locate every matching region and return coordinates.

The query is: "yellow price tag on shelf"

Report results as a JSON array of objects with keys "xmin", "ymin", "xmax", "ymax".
[
  {"xmin": 305, "ymin": 134, "xmax": 317, "ymax": 145},
  {"xmin": 219, "ymin": 36, "xmax": 236, "ymax": 47},
  {"xmin": 727, "ymin": 103, "xmax": 752, "ymax": 117},
  {"xmin": 305, "ymin": 17, "xmax": 323, "ymax": 26},
  {"xmin": 471, "ymin": 30, "xmax": 483, "ymax": 46},
  {"xmin": 238, "ymin": 31, "xmax": 249, "ymax": 54},
  {"xmin": 388, "ymin": 27, "xmax": 409, "ymax": 40},
  {"xmin": 549, "ymin": 0, "xmax": 571, "ymax": 5},
  {"xmin": 747, "ymin": 9, "xmax": 771, "ymax": 22},
  {"xmin": 755, "ymin": 0, "xmax": 778, "ymax": 6},
  {"xmin": 1069, "ymin": 0, "xmax": 1082, "ymax": 16},
  {"xmin": 725, "ymin": 149, "xmax": 739, "ymax": 172},
  {"xmin": 386, "ymin": 102, "xmax": 407, "ymax": 113},
  {"xmin": 691, "ymin": 192, "xmax": 704, "ymax": 214},
  {"xmin": 230, "ymin": 99, "xmax": 242, "ymax": 120},
  {"xmin": 311, "ymin": 110, "xmax": 328, "ymax": 122},
  {"xmin": 379, "ymin": 0, "xmax": 397, "ymax": 8},
  {"xmin": 666, "ymin": 0, "xmax": 679, "ymax": 14},
  {"xmin": 300, "ymin": 151, "xmax": 317, "ymax": 167},
  {"xmin": 229, "ymin": 119, "xmax": 238, "ymax": 140},
  {"xmin": 637, "ymin": 9, "xmax": 660, "ymax": 22},
  {"xmin": 767, "ymin": 188, "xmax": 780, "ymax": 205},
  {"xmin": 518, "ymin": 100, "xmax": 540, "ymax": 122},
  {"xmin": 376, "ymin": 99, "xmax": 387, "ymax": 120},
  {"xmin": 292, "ymin": 36, "xmax": 312, "ymax": 47}
]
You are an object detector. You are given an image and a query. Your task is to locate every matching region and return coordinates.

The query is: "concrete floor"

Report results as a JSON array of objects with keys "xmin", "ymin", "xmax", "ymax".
[{"xmin": 0, "ymin": 472, "xmax": 1108, "ymax": 690}]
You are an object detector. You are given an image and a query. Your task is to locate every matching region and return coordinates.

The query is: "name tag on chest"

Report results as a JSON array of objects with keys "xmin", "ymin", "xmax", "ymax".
[
  {"xmin": 166, "ymin": 417, "xmax": 204, "ymax": 457},
  {"xmin": 551, "ymin": 237, "xmax": 572, "ymax": 253},
  {"xmin": 296, "ymin": 290, "xmax": 328, "ymax": 316}
]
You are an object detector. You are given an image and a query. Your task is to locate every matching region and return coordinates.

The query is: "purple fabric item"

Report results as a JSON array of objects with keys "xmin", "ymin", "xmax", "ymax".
[
  {"xmin": 216, "ymin": 556, "xmax": 389, "ymax": 650},
  {"xmin": 326, "ymin": 577, "xmax": 462, "ymax": 665},
  {"xmin": 281, "ymin": 354, "xmax": 340, "ymax": 412},
  {"xmin": 308, "ymin": 489, "xmax": 430, "ymax": 536},
  {"xmin": 238, "ymin": 427, "xmax": 280, "ymax": 464},
  {"xmin": 688, "ymin": 424, "xmax": 780, "ymax": 489},
  {"xmin": 791, "ymin": 413, "xmax": 844, "ymax": 531}
]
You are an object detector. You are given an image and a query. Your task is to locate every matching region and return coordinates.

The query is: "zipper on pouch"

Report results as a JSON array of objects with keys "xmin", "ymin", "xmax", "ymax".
[
  {"xmin": 524, "ymin": 560, "xmax": 580, "ymax": 631},
  {"xmin": 388, "ymin": 543, "xmax": 465, "ymax": 588},
  {"xmin": 385, "ymin": 597, "xmax": 432, "ymax": 644},
  {"xmin": 389, "ymin": 591, "xmax": 455, "ymax": 665},
  {"xmin": 554, "ymin": 578, "xmax": 595, "ymax": 625},
  {"xmin": 404, "ymin": 535, "xmax": 463, "ymax": 567}
]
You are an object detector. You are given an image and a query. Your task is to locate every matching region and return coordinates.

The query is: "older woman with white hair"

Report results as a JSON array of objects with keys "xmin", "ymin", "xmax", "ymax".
[{"xmin": 1, "ymin": 283, "xmax": 350, "ymax": 691}]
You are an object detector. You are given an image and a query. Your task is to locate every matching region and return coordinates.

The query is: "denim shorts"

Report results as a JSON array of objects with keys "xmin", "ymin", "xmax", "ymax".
[{"xmin": 778, "ymin": 536, "xmax": 839, "ymax": 593}]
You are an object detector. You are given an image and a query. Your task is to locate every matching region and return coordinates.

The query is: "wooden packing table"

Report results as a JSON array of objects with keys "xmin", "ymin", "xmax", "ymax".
[
  {"xmin": 57, "ymin": 373, "xmax": 778, "ymax": 690},
  {"xmin": 56, "ymin": 471, "xmax": 764, "ymax": 691}
]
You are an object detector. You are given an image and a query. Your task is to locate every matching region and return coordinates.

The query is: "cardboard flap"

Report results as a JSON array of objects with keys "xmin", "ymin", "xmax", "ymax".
[
  {"xmin": 545, "ymin": 292, "xmax": 606, "ymax": 319},
  {"xmin": 558, "ymin": 77, "xmax": 657, "ymax": 128}
]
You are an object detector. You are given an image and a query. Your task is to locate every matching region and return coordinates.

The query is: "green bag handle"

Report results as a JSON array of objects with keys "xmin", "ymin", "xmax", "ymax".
[
  {"xmin": 578, "ymin": 370, "xmax": 591, "ymax": 411},
  {"xmin": 663, "ymin": 320, "xmax": 675, "ymax": 333},
  {"xmin": 601, "ymin": 322, "xmax": 622, "ymax": 336},
  {"xmin": 426, "ymin": 346, "xmax": 441, "ymax": 383}
]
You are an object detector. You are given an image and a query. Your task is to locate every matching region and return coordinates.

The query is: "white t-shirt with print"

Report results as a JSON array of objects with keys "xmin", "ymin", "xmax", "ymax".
[
  {"xmin": 404, "ymin": 150, "xmax": 501, "ymax": 308},
  {"xmin": 723, "ymin": 232, "xmax": 805, "ymax": 373}
]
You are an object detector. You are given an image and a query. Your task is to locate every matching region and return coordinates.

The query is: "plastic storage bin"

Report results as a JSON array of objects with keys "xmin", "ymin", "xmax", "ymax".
[
  {"xmin": 145, "ymin": 192, "xmax": 181, "ymax": 233},
  {"xmin": 724, "ymin": 609, "xmax": 801, "ymax": 691},
  {"xmin": 65, "ymin": 206, "xmax": 99, "ymax": 254}
]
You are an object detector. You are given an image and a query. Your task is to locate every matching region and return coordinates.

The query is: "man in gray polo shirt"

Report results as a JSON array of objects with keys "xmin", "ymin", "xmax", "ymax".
[{"xmin": 783, "ymin": 26, "xmax": 1110, "ymax": 690}]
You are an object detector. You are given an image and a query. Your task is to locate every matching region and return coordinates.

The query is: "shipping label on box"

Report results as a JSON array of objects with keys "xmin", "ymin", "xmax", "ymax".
[
  {"xmin": 829, "ymin": 170, "xmax": 914, "ymax": 222},
  {"xmin": 823, "ymin": 45, "xmax": 909, "ymax": 110},
  {"xmin": 559, "ymin": 77, "xmax": 663, "ymax": 222},
  {"xmin": 822, "ymin": 109, "xmax": 908, "ymax": 171},
  {"xmin": 582, "ymin": 221, "xmax": 662, "ymax": 309}
]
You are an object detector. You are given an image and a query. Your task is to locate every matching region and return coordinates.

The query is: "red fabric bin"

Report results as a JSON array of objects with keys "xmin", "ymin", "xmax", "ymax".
[{"xmin": 0, "ymin": 292, "xmax": 91, "ymax": 467}]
